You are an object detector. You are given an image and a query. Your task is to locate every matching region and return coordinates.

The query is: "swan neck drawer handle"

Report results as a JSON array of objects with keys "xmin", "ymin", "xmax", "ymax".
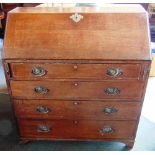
[
  {"xmin": 103, "ymin": 107, "xmax": 118, "ymax": 114},
  {"xmin": 99, "ymin": 127, "xmax": 114, "ymax": 134},
  {"xmin": 32, "ymin": 67, "xmax": 46, "ymax": 76},
  {"xmin": 36, "ymin": 105, "xmax": 51, "ymax": 113},
  {"xmin": 107, "ymin": 68, "xmax": 122, "ymax": 77},
  {"xmin": 37, "ymin": 125, "xmax": 51, "ymax": 132},
  {"xmin": 34, "ymin": 86, "xmax": 48, "ymax": 94},
  {"xmin": 105, "ymin": 87, "xmax": 120, "ymax": 95}
]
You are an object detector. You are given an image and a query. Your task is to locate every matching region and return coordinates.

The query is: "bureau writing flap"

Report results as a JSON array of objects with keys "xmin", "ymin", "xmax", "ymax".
[{"xmin": 3, "ymin": 5, "xmax": 151, "ymax": 60}]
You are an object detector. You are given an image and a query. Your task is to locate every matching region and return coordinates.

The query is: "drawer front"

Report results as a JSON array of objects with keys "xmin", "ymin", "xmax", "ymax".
[
  {"xmin": 19, "ymin": 119, "xmax": 136, "ymax": 139},
  {"xmin": 10, "ymin": 81, "xmax": 144, "ymax": 100},
  {"xmin": 10, "ymin": 63, "xmax": 141, "ymax": 80},
  {"xmin": 14, "ymin": 100, "xmax": 140, "ymax": 120}
]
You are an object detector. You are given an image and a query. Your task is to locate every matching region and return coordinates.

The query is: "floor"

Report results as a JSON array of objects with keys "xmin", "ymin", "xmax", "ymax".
[{"xmin": 0, "ymin": 38, "xmax": 155, "ymax": 151}]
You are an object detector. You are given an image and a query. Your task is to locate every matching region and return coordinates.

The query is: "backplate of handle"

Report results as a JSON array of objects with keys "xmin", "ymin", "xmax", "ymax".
[
  {"xmin": 36, "ymin": 105, "xmax": 51, "ymax": 113},
  {"xmin": 105, "ymin": 87, "xmax": 120, "ymax": 95},
  {"xmin": 99, "ymin": 126, "xmax": 114, "ymax": 134},
  {"xmin": 32, "ymin": 67, "xmax": 46, "ymax": 76},
  {"xmin": 106, "ymin": 68, "xmax": 122, "ymax": 77},
  {"xmin": 34, "ymin": 86, "xmax": 48, "ymax": 94},
  {"xmin": 103, "ymin": 107, "xmax": 118, "ymax": 114},
  {"xmin": 37, "ymin": 125, "xmax": 51, "ymax": 132}
]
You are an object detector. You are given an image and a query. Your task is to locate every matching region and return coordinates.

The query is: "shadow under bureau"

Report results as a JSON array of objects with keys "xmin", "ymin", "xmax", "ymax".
[{"xmin": 2, "ymin": 5, "xmax": 151, "ymax": 149}]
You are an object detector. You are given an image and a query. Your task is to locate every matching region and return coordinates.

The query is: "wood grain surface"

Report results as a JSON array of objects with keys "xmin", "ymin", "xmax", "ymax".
[
  {"xmin": 10, "ymin": 80, "xmax": 144, "ymax": 100},
  {"xmin": 14, "ymin": 100, "xmax": 141, "ymax": 120},
  {"xmin": 19, "ymin": 119, "xmax": 137, "ymax": 139},
  {"xmin": 3, "ymin": 6, "xmax": 150, "ymax": 60},
  {"xmin": 10, "ymin": 63, "xmax": 142, "ymax": 80}
]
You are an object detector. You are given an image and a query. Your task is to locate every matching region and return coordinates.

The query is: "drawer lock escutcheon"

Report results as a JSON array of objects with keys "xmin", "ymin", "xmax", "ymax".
[{"xmin": 70, "ymin": 13, "xmax": 83, "ymax": 23}]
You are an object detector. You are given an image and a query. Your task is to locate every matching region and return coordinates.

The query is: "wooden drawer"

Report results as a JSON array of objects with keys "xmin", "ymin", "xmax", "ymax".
[
  {"xmin": 10, "ymin": 80, "xmax": 144, "ymax": 100},
  {"xmin": 14, "ymin": 100, "xmax": 140, "ymax": 120},
  {"xmin": 10, "ymin": 63, "xmax": 142, "ymax": 80},
  {"xmin": 19, "ymin": 119, "xmax": 136, "ymax": 139}
]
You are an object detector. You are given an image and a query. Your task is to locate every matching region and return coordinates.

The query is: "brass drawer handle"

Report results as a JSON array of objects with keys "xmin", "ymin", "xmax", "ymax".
[
  {"xmin": 102, "ymin": 107, "xmax": 118, "ymax": 114},
  {"xmin": 34, "ymin": 86, "xmax": 48, "ymax": 94},
  {"xmin": 37, "ymin": 125, "xmax": 51, "ymax": 133},
  {"xmin": 106, "ymin": 68, "xmax": 122, "ymax": 77},
  {"xmin": 105, "ymin": 87, "xmax": 120, "ymax": 95},
  {"xmin": 36, "ymin": 105, "xmax": 51, "ymax": 113},
  {"xmin": 99, "ymin": 126, "xmax": 114, "ymax": 134},
  {"xmin": 70, "ymin": 13, "xmax": 83, "ymax": 23},
  {"xmin": 32, "ymin": 67, "xmax": 46, "ymax": 76}
]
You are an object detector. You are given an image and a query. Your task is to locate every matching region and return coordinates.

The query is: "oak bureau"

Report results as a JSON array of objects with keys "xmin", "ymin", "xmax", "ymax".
[{"xmin": 2, "ymin": 4, "xmax": 151, "ymax": 148}]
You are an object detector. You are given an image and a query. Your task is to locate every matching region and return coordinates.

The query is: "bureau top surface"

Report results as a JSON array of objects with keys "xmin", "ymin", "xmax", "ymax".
[
  {"xmin": 8, "ymin": 4, "xmax": 147, "ymax": 13},
  {"xmin": 3, "ymin": 4, "xmax": 151, "ymax": 60}
]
